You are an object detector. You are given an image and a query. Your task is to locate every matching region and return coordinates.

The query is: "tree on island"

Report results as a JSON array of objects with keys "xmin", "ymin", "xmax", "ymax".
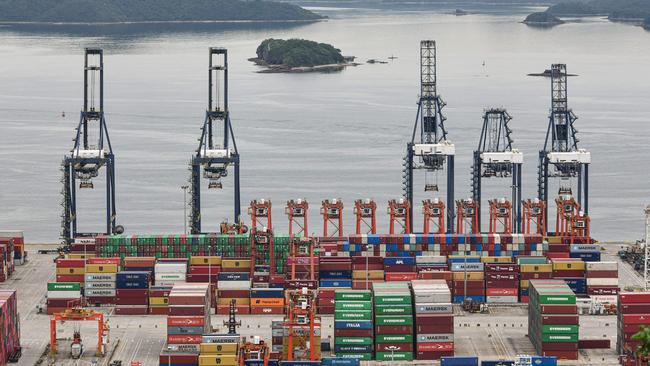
[{"xmin": 255, "ymin": 39, "xmax": 345, "ymax": 68}]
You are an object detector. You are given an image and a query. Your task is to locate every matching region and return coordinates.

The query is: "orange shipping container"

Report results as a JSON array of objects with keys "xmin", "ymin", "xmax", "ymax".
[{"xmin": 250, "ymin": 298, "xmax": 284, "ymax": 307}]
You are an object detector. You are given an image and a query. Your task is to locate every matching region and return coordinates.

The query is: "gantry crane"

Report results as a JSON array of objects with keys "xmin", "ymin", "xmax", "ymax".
[
  {"xmin": 423, "ymin": 198, "xmax": 445, "ymax": 234},
  {"xmin": 250, "ymin": 227, "xmax": 275, "ymax": 281},
  {"xmin": 190, "ymin": 48, "xmax": 241, "ymax": 234},
  {"xmin": 538, "ymin": 64, "xmax": 590, "ymax": 234},
  {"xmin": 403, "ymin": 40, "xmax": 455, "ymax": 233},
  {"xmin": 471, "ymin": 108, "xmax": 523, "ymax": 233},
  {"xmin": 287, "ymin": 237, "xmax": 317, "ymax": 289},
  {"xmin": 284, "ymin": 288, "xmax": 318, "ymax": 361},
  {"xmin": 388, "ymin": 198, "xmax": 411, "ymax": 234},
  {"xmin": 456, "ymin": 198, "xmax": 479, "ymax": 234},
  {"xmin": 522, "ymin": 198, "xmax": 546, "ymax": 235},
  {"xmin": 555, "ymin": 195, "xmax": 590, "ymax": 243},
  {"xmin": 286, "ymin": 199, "xmax": 308, "ymax": 237},
  {"xmin": 61, "ymin": 48, "xmax": 119, "ymax": 244},
  {"xmin": 249, "ymin": 199, "xmax": 272, "ymax": 231},
  {"xmin": 354, "ymin": 199, "xmax": 377, "ymax": 234},
  {"xmin": 50, "ymin": 307, "xmax": 108, "ymax": 356},
  {"xmin": 321, "ymin": 199, "xmax": 343, "ymax": 238}
]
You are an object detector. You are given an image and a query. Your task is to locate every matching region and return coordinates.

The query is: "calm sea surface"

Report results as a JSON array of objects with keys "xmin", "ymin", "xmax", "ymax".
[{"xmin": 0, "ymin": 5, "xmax": 648, "ymax": 242}]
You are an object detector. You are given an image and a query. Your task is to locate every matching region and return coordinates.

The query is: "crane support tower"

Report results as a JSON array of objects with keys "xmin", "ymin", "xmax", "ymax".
[
  {"xmin": 354, "ymin": 199, "xmax": 377, "ymax": 234},
  {"xmin": 249, "ymin": 199, "xmax": 272, "ymax": 231},
  {"xmin": 471, "ymin": 108, "xmax": 523, "ymax": 233},
  {"xmin": 286, "ymin": 199, "xmax": 309, "ymax": 237},
  {"xmin": 423, "ymin": 199, "xmax": 445, "ymax": 234},
  {"xmin": 522, "ymin": 199, "xmax": 546, "ymax": 235},
  {"xmin": 286, "ymin": 237, "xmax": 318, "ymax": 289},
  {"xmin": 403, "ymin": 40, "xmax": 455, "ymax": 233},
  {"xmin": 321, "ymin": 199, "xmax": 344, "ymax": 238},
  {"xmin": 538, "ymin": 64, "xmax": 590, "ymax": 234},
  {"xmin": 388, "ymin": 198, "xmax": 411, "ymax": 234},
  {"xmin": 61, "ymin": 48, "xmax": 118, "ymax": 244},
  {"xmin": 189, "ymin": 47, "xmax": 241, "ymax": 234},
  {"xmin": 456, "ymin": 198, "xmax": 479, "ymax": 234}
]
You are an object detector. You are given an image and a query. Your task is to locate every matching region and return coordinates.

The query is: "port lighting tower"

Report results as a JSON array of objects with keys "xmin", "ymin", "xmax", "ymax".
[
  {"xmin": 422, "ymin": 199, "xmax": 445, "ymax": 234},
  {"xmin": 644, "ymin": 204, "xmax": 650, "ymax": 291},
  {"xmin": 321, "ymin": 199, "xmax": 343, "ymax": 238},
  {"xmin": 522, "ymin": 198, "xmax": 546, "ymax": 235},
  {"xmin": 249, "ymin": 199, "xmax": 272, "ymax": 231},
  {"xmin": 456, "ymin": 198, "xmax": 479, "ymax": 234},
  {"xmin": 354, "ymin": 199, "xmax": 377, "ymax": 234},
  {"xmin": 538, "ymin": 64, "xmax": 590, "ymax": 234},
  {"xmin": 61, "ymin": 48, "xmax": 118, "ymax": 244},
  {"xmin": 403, "ymin": 40, "xmax": 455, "ymax": 233},
  {"xmin": 189, "ymin": 48, "xmax": 241, "ymax": 234},
  {"xmin": 388, "ymin": 198, "xmax": 411, "ymax": 234},
  {"xmin": 471, "ymin": 108, "xmax": 523, "ymax": 233},
  {"xmin": 286, "ymin": 199, "xmax": 309, "ymax": 237}
]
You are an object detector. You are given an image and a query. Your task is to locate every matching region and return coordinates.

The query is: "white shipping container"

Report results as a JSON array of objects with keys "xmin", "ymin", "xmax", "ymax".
[
  {"xmin": 586, "ymin": 261, "xmax": 618, "ymax": 271},
  {"xmin": 85, "ymin": 289, "xmax": 116, "ymax": 297},
  {"xmin": 155, "ymin": 273, "xmax": 186, "ymax": 281},
  {"xmin": 217, "ymin": 280, "xmax": 252, "ymax": 290},
  {"xmin": 156, "ymin": 281, "xmax": 186, "ymax": 287},
  {"xmin": 486, "ymin": 296, "xmax": 519, "ymax": 303},
  {"xmin": 590, "ymin": 295, "xmax": 618, "ymax": 304},
  {"xmin": 85, "ymin": 273, "xmax": 116, "ymax": 282},
  {"xmin": 154, "ymin": 263, "xmax": 187, "ymax": 274},
  {"xmin": 166, "ymin": 344, "xmax": 201, "ymax": 353},
  {"xmin": 417, "ymin": 334, "xmax": 454, "ymax": 342},
  {"xmin": 85, "ymin": 282, "xmax": 116, "ymax": 289},
  {"xmin": 47, "ymin": 291, "xmax": 82, "ymax": 299},
  {"xmin": 416, "ymin": 256, "xmax": 447, "ymax": 264},
  {"xmin": 414, "ymin": 303, "xmax": 453, "ymax": 314},
  {"xmin": 0, "ymin": 230, "xmax": 24, "ymax": 237},
  {"xmin": 586, "ymin": 278, "xmax": 618, "ymax": 286}
]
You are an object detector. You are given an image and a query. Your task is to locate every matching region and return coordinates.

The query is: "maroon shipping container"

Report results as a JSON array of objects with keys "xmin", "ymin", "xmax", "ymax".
[
  {"xmin": 115, "ymin": 306, "xmax": 148, "ymax": 315},
  {"xmin": 520, "ymin": 272, "xmax": 553, "ymax": 280},
  {"xmin": 149, "ymin": 306, "xmax": 169, "ymax": 315},
  {"xmin": 552, "ymin": 270, "xmax": 585, "ymax": 278},
  {"xmin": 578, "ymin": 339, "xmax": 610, "ymax": 349},
  {"xmin": 541, "ymin": 342, "xmax": 579, "ymax": 351},
  {"xmin": 452, "ymin": 280, "xmax": 484, "ymax": 289},
  {"xmin": 486, "ymin": 273, "xmax": 518, "ymax": 281},
  {"xmin": 587, "ymin": 287, "xmax": 619, "ymax": 295},
  {"xmin": 540, "ymin": 350, "xmax": 578, "ymax": 360},
  {"xmin": 586, "ymin": 270, "xmax": 618, "ymax": 278},
  {"xmin": 375, "ymin": 325, "xmax": 413, "ymax": 334},
  {"xmin": 56, "ymin": 258, "xmax": 85, "ymax": 268},
  {"xmin": 542, "ymin": 315, "xmax": 579, "ymax": 325},
  {"xmin": 318, "ymin": 263, "xmax": 351, "ymax": 271},
  {"xmin": 116, "ymin": 289, "xmax": 148, "ymax": 298},
  {"xmin": 250, "ymin": 307, "xmax": 283, "ymax": 315},
  {"xmin": 620, "ymin": 292, "xmax": 650, "ymax": 304},
  {"xmin": 169, "ymin": 294, "xmax": 208, "ymax": 306},
  {"xmin": 622, "ymin": 323, "xmax": 648, "ymax": 333},
  {"xmin": 317, "ymin": 289, "xmax": 335, "ymax": 299},
  {"xmin": 169, "ymin": 305, "xmax": 207, "ymax": 316},
  {"xmin": 416, "ymin": 350, "xmax": 454, "ymax": 360},
  {"xmin": 376, "ymin": 343, "xmax": 413, "ymax": 352},
  {"xmin": 619, "ymin": 304, "xmax": 650, "ymax": 314},
  {"xmin": 47, "ymin": 298, "xmax": 81, "ymax": 307},
  {"xmin": 159, "ymin": 353, "xmax": 199, "ymax": 364},
  {"xmin": 540, "ymin": 305, "xmax": 578, "ymax": 314},
  {"xmin": 352, "ymin": 264, "xmax": 383, "ymax": 270},
  {"xmin": 452, "ymin": 287, "xmax": 485, "ymax": 296},
  {"xmin": 85, "ymin": 296, "xmax": 115, "ymax": 305},
  {"xmin": 217, "ymin": 290, "xmax": 250, "ymax": 298},
  {"xmin": 216, "ymin": 305, "xmax": 250, "ymax": 315},
  {"xmin": 620, "ymin": 314, "xmax": 650, "ymax": 324},
  {"xmin": 188, "ymin": 265, "xmax": 222, "ymax": 274},
  {"xmin": 116, "ymin": 297, "xmax": 148, "ymax": 305},
  {"xmin": 486, "ymin": 279, "xmax": 519, "ymax": 288},
  {"xmin": 56, "ymin": 274, "xmax": 85, "ymax": 283},
  {"xmin": 383, "ymin": 264, "xmax": 416, "ymax": 272},
  {"xmin": 318, "ymin": 306, "xmax": 334, "ymax": 314},
  {"xmin": 485, "ymin": 264, "xmax": 519, "ymax": 272},
  {"xmin": 150, "ymin": 288, "xmax": 173, "ymax": 297},
  {"xmin": 334, "ymin": 329, "xmax": 374, "ymax": 337},
  {"xmin": 186, "ymin": 274, "xmax": 219, "ymax": 282},
  {"xmin": 416, "ymin": 323, "xmax": 454, "ymax": 334}
]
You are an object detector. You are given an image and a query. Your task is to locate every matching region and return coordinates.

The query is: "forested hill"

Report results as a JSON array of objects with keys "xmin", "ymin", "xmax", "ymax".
[
  {"xmin": 0, "ymin": 0, "xmax": 324, "ymax": 22},
  {"xmin": 547, "ymin": 0, "xmax": 650, "ymax": 20}
]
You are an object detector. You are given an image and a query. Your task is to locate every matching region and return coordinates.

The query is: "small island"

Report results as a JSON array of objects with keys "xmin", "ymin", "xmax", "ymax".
[
  {"xmin": 523, "ymin": 11, "xmax": 564, "ymax": 26},
  {"xmin": 0, "ymin": 0, "xmax": 324, "ymax": 23},
  {"xmin": 250, "ymin": 38, "xmax": 358, "ymax": 73}
]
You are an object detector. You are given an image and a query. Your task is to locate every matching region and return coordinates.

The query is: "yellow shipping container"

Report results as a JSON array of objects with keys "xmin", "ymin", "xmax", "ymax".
[
  {"xmin": 149, "ymin": 297, "xmax": 169, "ymax": 306},
  {"xmin": 217, "ymin": 297, "xmax": 250, "ymax": 306},
  {"xmin": 545, "ymin": 236, "xmax": 563, "ymax": 244},
  {"xmin": 85, "ymin": 264, "xmax": 118, "ymax": 273},
  {"xmin": 222, "ymin": 259, "xmax": 251, "ymax": 269},
  {"xmin": 552, "ymin": 261, "xmax": 585, "ymax": 271},
  {"xmin": 520, "ymin": 264, "xmax": 552, "ymax": 273},
  {"xmin": 520, "ymin": 280, "xmax": 529, "ymax": 288},
  {"xmin": 200, "ymin": 343, "xmax": 239, "ymax": 354},
  {"xmin": 481, "ymin": 256, "xmax": 512, "ymax": 263},
  {"xmin": 190, "ymin": 256, "xmax": 222, "ymax": 266},
  {"xmin": 68, "ymin": 253, "xmax": 95, "ymax": 259},
  {"xmin": 198, "ymin": 355, "xmax": 238, "ymax": 366},
  {"xmin": 56, "ymin": 267, "xmax": 85, "ymax": 275},
  {"xmin": 452, "ymin": 272, "xmax": 484, "ymax": 281},
  {"xmin": 351, "ymin": 270, "xmax": 384, "ymax": 280}
]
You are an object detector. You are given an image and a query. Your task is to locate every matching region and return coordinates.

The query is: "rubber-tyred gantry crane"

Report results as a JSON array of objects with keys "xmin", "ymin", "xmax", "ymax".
[
  {"xmin": 321, "ymin": 199, "xmax": 343, "ymax": 238},
  {"xmin": 403, "ymin": 40, "xmax": 455, "ymax": 233},
  {"xmin": 471, "ymin": 108, "xmax": 523, "ymax": 233},
  {"xmin": 286, "ymin": 199, "xmax": 308, "ymax": 237},
  {"xmin": 287, "ymin": 237, "xmax": 317, "ymax": 289},
  {"xmin": 190, "ymin": 48, "xmax": 241, "ymax": 234},
  {"xmin": 538, "ymin": 64, "xmax": 590, "ymax": 234},
  {"xmin": 284, "ymin": 288, "xmax": 318, "ymax": 361},
  {"xmin": 354, "ymin": 199, "xmax": 377, "ymax": 234},
  {"xmin": 250, "ymin": 228, "xmax": 275, "ymax": 281},
  {"xmin": 61, "ymin": 48, "xmax": 119, "ymax": 244},
  {"xmin": 50, "ymin": 307, "xmax": 108, "ymax": 356}
]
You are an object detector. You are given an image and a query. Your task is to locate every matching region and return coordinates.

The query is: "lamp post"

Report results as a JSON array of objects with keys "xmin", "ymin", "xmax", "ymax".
[
  {"xmin": 181, "ymin": 185, "xmax": 189, "ymax": 235},
  {"xmin": 644, "ymin": 204, "xmax": 650, "ymax": 291}
]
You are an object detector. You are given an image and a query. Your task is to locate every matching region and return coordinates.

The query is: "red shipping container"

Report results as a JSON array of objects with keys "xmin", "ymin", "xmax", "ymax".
[
  {"xmin": 376, "ymin": 343, "xmax": 413, "ymax": 352},
  {"xmin": 620, "ymin": 292, "xmax": 650, "ymax": 304},
  {"xmin": 453, "ymin": 287, "xmax": 485, "ymax": 296},
  {"xmin": 85, "ymin": 296, "xmax": 115, "ymax": 305},
  {"xmin": 578, "ymin": 339, "xmax": 610, "ymax": 349},
  {"xmin": 541, "ymin": 342, "xmax": 578, "ymax": 351},
  {"xmin": 116, "ymin": 289, "xmax": 148, "ymax": 298},
  {"xmin": 351, "ymin": 256, "xmax": 383, "ymax": 265},
  {"xmin": 169, "ymin": 306, "xmax": 207, "ymax": 316},
  {"xmin": 169, "ymin": 294, "xmax": 208, "ymax": 306},
  {"xmin": 352, "ymin": 264, "xmax": 383, "ymax": 270},
  {"xmin": 619, "ymin": 304, "xmax": 650, "ymax": 314},
  {"xmin": 317, "ymin": 289, "xmax": 335, "ymax": 299},
  {"xmin": 542, "ymin": 315, "xmax": 579, "ymax": 325},
  {"xmin": 552, "ymin": 270, "xmax": 585, "ymax": 278},
  {"xmin": 545, "ymin": 252, "xmax": 570, "ymax": 259},
  {"xmin": 88, "ymin": 257, "xmax": 120, "ymax": 265},
  {"xmin": 486, "ymin": 280, "xmax": 519, "ymax": 288},
  {"xmin": 385, "ymin": 272, "xmax": 417, "ymax": 281},
  {"xmin": 587, "ymin": 286, "xmax": 619, "ymax": 295},
  {"xmin": 168, "ymin": 316, "xmax": 205, "ymax": 327},
  {"xmin": 416, "ymin": 323, "xmax": 454, "ymax": 334},
  {"xmin": 318, "ymin": 306, "xmax": 334, "ymax": 314},
  {"xmin": 486, "ymin": 273, "xmax": 518, "ymax": 281},
  {"xmin": 585, "ymin": 270, "xmax": 618, "ymax": 278},
  {"xmin": 250, "ymin": 306, "xmax": 284, "ymax": 315},
  {"xmin": 375, "ymin": 325, "xmax": 413, "ymax": 334},
  {"xmin": 486, "ymin": 288, "xmax": 517, "ymax": 296},
  {"xmin": 540, "ymin": 304, "xmax": 577, "ymax": 314},
  {"xmin": 115, "ymin": 306, "xmax": 148, "ymax": 315},
  {"xmin": 56, "ymin": 258, "xmax": 85, "ymax": 268},
  {"xmin": 334, "ymin": 329, "xmax": 373, "ymax": 337},
  {"xmin": 217, "ymin": 305, "xmax": 250, "ymax": 315},
  {"xmin": 452, "ymin": 280, "xmax": 484, "ymax": 289},
  {"xmin": 416, "ymin": 350, "xmax": 454, "ymax": 360},
  {"xmin": 540, "ymin": 350, "xmax": 578, "ymax": 360},
  {"xmin": 149, "ymin": 306, "xmax": 169, "ymax": 315},
  {"xmin": 166, "ymin": 333, "xmax": 202, "ymax": 344},
  {"xmin": 621, "ymin": 314, "xmax": 650, "ymax": 324}
]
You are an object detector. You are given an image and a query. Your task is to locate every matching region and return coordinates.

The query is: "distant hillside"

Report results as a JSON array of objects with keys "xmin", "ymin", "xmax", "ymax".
[
  {"xmin": 548, "ymin": 0, "xmax": 650, "ymax": 20},
  {"xmin": 523, "ymin": 11, "xmax": 563, "ymax": 25},
  {"xmin": 0, "ymin": 0, "xmax": 324, "ymax": 23}
]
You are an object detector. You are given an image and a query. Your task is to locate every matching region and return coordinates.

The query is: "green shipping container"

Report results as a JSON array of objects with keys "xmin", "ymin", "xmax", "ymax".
[
  {"xmin": 537, "ymin": 294, "xmax": 576, "ymax": 305},
  {"xmin": 375, "ymin": 305, "xmax": 412, "ymax": 315},
  {"xmin": 542, "ymin": 325, "xmax": 579, "ymax": 334},
  {"xmin": 375, "ymin": 352, "xmax": 414, "ymax": 361},
  {"xmin": 335, "ymin": 353, "xmax": 373, "ymax": 361},
  {"xmin": 335, "ymin": 311, "xmax": 373, "ymax": 321},
  {"xmin": 335, "ymin": 291, "xmax": 372, "ymax": 302},
  {"xmin": 374, "ymin": 295, "xmax": 412, "ymax": 305},
  {"xmin": 376, "ymin": 334, "xmax": 413, "ymax": 343},
  {"xmin": 375, "ymin": 315, "xmax": 413, "ymax": 326},
  {"xmin": 334, "ymin": 337, "xmax": 373, "ymax": 346},
  {"xmin": 48, "ymin": 282, "xmax": 81, "ymax": 291},
  {"xmin": 335, "ymin": 301, "xmax": 372, "ymax": 311},
  {"xmin": 541, "ymin": 333, "xmax": 578, "ymax": 343}
]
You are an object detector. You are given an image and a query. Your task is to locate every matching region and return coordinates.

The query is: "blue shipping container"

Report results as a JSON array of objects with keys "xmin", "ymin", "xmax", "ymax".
[
  {"xmin": 320, "ymin": 280, "xmax": 352, "ymax": 288},
  {"xmin": 321, "ymin": 358, "xmax": 360, "ymax": 366},
  {"xmin": 250, "ymin": 288, "xmax": 285, "ymax": 298},
  {"xmin": 116, "ymin": 280, "xmax": 148, "ymax": 289},
  {"xmin": 280, "ymin": 362, "xmax": 321, "ymax": 366},
  {"xmin": 116, "ymin": 271, "xmax": 150, "ymax": 281},
  {"xmin": 319, "ymin": 270, "xmax": 352, "ymax": 279},
  {"xmin": 481, "ymin": 361, "xmax": 515, "ymax": 366},
  {"xmin": 530, "ymin": 356, "xmax": 557, "ymax": 366},
  {"xmin": 383, "ymin": 257, "xmax": 415, "ymax": 265},
  {"xmin": 218, "ymin": 272, "xmax": 250, "ymax": 281},
  {"xmin": 246, "ymin": 360, "xmax": 280, "ymax": 366},
  {"xmin": 334, "ymin": 320, "xmax": 373, "ymax": 330},
  {"xmin": 441, "ymin": 356, "xmax": 479, "ymax": 366}
]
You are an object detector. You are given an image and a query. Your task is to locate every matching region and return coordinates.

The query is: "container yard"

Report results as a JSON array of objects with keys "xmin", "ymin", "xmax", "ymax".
[{"xmin": 0, "ymin": 40, "xmax": 649, "ymax": 366}]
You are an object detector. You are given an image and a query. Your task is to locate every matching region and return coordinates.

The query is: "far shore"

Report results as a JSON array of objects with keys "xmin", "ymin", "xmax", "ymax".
[{"xmin": 0, "ymin": 19, "xmax": 325, "ymax": 26}]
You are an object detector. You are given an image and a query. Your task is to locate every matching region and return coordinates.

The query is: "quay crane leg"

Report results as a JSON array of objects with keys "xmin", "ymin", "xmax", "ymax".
[{"xmin": 189, "ymin": 48, "xmax": 241, "ymax": 234}]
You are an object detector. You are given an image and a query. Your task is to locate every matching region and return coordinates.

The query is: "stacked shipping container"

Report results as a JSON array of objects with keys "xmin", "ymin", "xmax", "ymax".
[
  {"xmin": 250, "ymin": 288, "xmax": 284, "ymax": 315},
  {"xmin": 0, "ymin": 290, "xmax": 20, "ymax": 365},
  {"xmin": 586, "ymin": 262, "xmax": 618, "ymax": 296},
  {"xmin": 216, "ymin": 269, "xmax": 251, "ymax": 315},
  {"xmin": 617, "ymin": 292, "xmax": 650, "ymax": 364},
  {"xmin": 373, "ymin": 283, "xmax": 413, "ymax": 361},
  {"xmin": 485, "ymin": 263, "xmax": 519, "ymax": 304},
  {"xmin": 518, "ymin": 257, "xmax": 552, "ymax": 303},
  {"xmin": 411, "ymin": 280, "xmax": 454, "ymax": 360},
  {"xmin": 47, "ymin": 282, "xmax": 81, "ymax": 314},
  {"xmin": 115, "ymin": 271, "xmax": 149, "ymax": 315},
  {"xmin": 150, "ymin": 285, "xmax": 172, "ymax": 315},
  {"xmin": 450, "ymin": 261, "xmax": 484, "ymax": 303},
  {"xmin": 164, "ymin": 283, "xmax": 212, "ymax": 362},
  {"xmin": 0, "ymin": 231, "xmax": 24, "ymax": 265},
  {"xmin": 551, "ymin": 259, "xmax": 586, "ymax": 296},
  {"xmin": 528, "ymin": 280, "xmax": 579, "ymax": 360},
  {"xmin": 333, "ymin": 290, "xmax": 373, "ymax": 361},
  {"xmin": 85, "ymin": 258, "xmax": 119, "ymax": 305}
]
